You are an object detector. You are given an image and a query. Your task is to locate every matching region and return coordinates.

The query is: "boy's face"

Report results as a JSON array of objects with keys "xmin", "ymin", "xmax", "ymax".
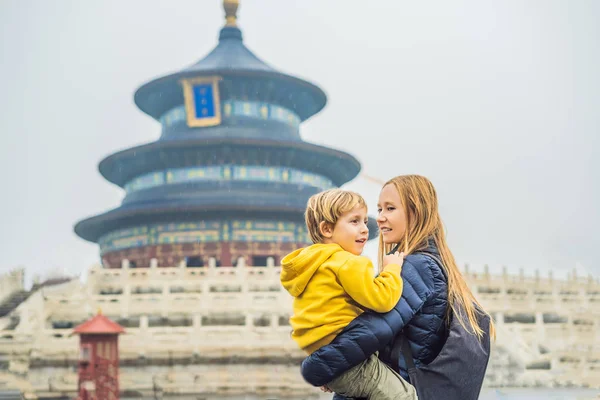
[{"xmin": 322, "ymin": 204, "xmax": 369, "ymax": 255}]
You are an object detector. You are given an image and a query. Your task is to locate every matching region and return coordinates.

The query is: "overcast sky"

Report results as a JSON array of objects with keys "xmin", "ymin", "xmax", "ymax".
[{"xmin": 1, "ymin": 0, "xmax": 598, "ymax": 284}]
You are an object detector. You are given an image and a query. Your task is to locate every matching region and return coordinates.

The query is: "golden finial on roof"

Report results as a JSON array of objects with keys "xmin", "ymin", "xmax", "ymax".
[
  {"xmin": 97, "ymin": 307, "xmax": 103, "ymax": 315},
  {"xmin": 223, "ymin": 0, "xmax": 239, "ymax": 27}
]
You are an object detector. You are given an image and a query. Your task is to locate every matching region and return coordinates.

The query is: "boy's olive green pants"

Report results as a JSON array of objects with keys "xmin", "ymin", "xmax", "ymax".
[{"xmin": 326, "ymin": 353, "xmax": 418, "ymax": 400}]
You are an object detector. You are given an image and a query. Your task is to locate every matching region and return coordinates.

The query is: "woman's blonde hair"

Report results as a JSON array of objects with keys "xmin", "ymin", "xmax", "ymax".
[{"xmin": 378, "ymin": 175, "xmax": 495, "ymax": 340}]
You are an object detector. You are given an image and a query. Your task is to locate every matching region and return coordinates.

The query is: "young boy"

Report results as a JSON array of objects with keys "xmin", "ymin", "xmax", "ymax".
[{"xmin": 280, "ymin": 189, "xmax": 417, "ymax": 400}]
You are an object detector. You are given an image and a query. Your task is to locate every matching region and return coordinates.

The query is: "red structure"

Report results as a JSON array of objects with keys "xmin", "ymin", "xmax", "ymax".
[{"xmin": 73, "ymin": 311, "xmax": 125, "ymax": 400}]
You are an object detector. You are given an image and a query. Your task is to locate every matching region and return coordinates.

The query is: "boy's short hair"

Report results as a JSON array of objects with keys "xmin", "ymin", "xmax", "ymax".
[{"xmin": 305, "ymin": 189, "xmax": 367, "ymax": 244}]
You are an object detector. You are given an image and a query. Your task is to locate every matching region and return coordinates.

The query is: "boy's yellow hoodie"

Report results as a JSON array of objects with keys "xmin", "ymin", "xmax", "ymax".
[{"xmin": 280, "ymin": 243, "xmax": 402, "ymax": 354}]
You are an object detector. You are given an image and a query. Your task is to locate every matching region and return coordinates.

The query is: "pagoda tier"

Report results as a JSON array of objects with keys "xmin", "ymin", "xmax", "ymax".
[
  {"xmin": 96, "ymin": 138, "xmax": 361, "ymax": 188},
  {"xmin": 74, "ymin": 1, "xmax": 377, "ymax": 269},
  {"xmin": 134, "ymin": 26, "xmax": 327, "ymax": 132}
]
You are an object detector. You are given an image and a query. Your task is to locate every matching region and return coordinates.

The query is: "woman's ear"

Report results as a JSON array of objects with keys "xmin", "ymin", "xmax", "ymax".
[{"xmin": 319, "ymin": 221, "xmax": 334, "ymax": 238}]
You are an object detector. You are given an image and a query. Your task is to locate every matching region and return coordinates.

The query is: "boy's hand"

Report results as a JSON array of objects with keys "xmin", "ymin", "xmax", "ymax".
[{"xmin": 383, "ymin": 251, "xmax": 404, "ymax": 268}]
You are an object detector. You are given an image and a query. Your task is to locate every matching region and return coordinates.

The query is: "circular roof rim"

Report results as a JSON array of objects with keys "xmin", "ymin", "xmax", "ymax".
[
  {"xmin": 74, "ymin": 203, "xmax": 308, "ymax": 242},
  {"xmin": 133, "ymin": 68, "xmax": 327, "ymax": 121},
  {"xmin": 98, "ymin": 138, "xmax": 361, "ymax": 186},
  {"xmin": 75, "ymin": 205, "xmax": 378, "ymax": 243}
]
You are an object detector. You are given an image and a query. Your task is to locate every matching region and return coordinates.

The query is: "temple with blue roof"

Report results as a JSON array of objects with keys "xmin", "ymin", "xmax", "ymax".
[{"xmin": 75, "ymin": 0, "xmax": 375, "ymax": 268}]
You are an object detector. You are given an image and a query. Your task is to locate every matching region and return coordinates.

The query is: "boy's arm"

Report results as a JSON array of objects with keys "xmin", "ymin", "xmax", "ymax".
[{"xmin": 337, "ymin": 257, "xmax": 402, "ymax": 313}]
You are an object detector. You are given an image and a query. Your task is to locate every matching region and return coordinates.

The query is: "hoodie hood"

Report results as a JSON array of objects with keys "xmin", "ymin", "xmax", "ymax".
[{"xmin": 280, "ymin": 243, "xmax": 343, "ymax": 297}]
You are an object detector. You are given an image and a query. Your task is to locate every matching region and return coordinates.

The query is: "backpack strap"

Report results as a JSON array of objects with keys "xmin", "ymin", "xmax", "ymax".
[{"xmin": 400, "ymin": 334, "xmax": 416, "ymax": 371}]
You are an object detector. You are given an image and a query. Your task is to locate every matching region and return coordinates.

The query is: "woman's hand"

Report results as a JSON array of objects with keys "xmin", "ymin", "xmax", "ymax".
[
  {"xmin": 320, "ymin": 385, "xmax": 332, "ymax": 393},
  {"xmin": 383, "ymin": 251, "xmax": 405, "ymax": 268}
]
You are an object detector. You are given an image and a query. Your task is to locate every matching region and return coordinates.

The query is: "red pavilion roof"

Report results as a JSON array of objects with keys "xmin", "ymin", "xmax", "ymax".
[{"xmin": 73, "ymin": 311, "xmax": 125, "ymax": 335}]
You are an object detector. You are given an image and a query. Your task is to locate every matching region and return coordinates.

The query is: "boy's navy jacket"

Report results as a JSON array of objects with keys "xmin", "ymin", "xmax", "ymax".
[{"xmin": 300, "ymin": 243, "xmax": 449, "ymax": 386}]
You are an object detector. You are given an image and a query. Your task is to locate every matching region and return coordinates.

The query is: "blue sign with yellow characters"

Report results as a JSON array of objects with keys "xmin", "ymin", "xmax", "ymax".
[{"xmin": 181, "ymin": 76, "xmax": 222, "ymax": 127}]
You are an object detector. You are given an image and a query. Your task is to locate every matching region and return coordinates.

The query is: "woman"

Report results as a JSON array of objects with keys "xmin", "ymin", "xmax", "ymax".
[{"xmin": 301, "ymin": 175, "xmax": 494, "ymax": 399}]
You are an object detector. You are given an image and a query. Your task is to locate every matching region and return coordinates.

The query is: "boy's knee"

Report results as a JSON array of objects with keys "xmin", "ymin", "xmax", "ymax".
[{"xmin": 326, "ymin": 361, "xmax": 370, "ymax": 396}]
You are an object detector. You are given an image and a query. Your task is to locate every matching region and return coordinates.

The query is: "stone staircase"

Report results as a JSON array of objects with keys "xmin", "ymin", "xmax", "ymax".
[
  {"xmin": 0, "ymin": 292, "xmax": 29, "ymax": 319},
  {"xmin": 0, "ymin": 277, "xmax": 73, "ymax": 320}
]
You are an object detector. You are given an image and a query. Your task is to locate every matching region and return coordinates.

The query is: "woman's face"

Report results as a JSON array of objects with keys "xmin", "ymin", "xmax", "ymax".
[{"xmin": 377, "ymin": 184, "xmax": 407, "ymax": 244}]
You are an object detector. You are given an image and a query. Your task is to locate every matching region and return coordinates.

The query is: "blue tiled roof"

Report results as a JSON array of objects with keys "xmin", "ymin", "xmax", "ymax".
[
  {"xmin": 134, "ymin": 26, "xmax": 326, "ymax": 121},
  {"xmin": 183, "ymin": 27, "xmax": 275, "ymax": 73},
  {"xmin": 97, "ymin": 137, "xmax": 361, "ymax": 188}
]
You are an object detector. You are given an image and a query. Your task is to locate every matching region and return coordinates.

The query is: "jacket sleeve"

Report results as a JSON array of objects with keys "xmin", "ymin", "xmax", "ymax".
[
  {"xmin": 337, "ymin": 257, "xmax": 402, "ymax": 313},
  {"xmin": 300, "ymin": 256, "xmax": 437, "ymax": 387}
]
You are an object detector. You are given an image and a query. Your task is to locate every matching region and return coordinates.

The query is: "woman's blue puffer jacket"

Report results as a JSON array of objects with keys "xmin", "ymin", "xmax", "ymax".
[{"xmin": 300, "ymin": 244, "xmax": 449, "ymax": 387}]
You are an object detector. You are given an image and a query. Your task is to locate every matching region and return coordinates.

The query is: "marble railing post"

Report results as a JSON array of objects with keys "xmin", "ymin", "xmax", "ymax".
[
  {"xmin": 567, "ymin": 315, "xmax": 576, "ymax": 346},
  {"xmin": 140, "ymin": 315, "xmax": 149, "ymax": 332},
  {"xmin": 161, "ymin": 284, "xmax": 170, "ymax": 318},
  {"xmin": 121, "ymin": 284, "xmax": 131, "ymax": 318},
  {"xmin": 580, "ymin": 287, "xmax": 588, "ymax": 309},
  {"xmin": 193, "ymin": 315, "xmax": 202, "ymax": 329},
  {"xmin": 208, "ymin": 257, "xmax": 217, "ymax": 268},
  {"xmin": 237, "ymin": 257, "xmax": 247, "ymax": 285},
  {"xmin": 535, "ymin": 312, "xmax": 545, "ymax": 342},
  {"xmin": 494, "ymin": 312, "xmax": 504, "ymax": 328}
]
